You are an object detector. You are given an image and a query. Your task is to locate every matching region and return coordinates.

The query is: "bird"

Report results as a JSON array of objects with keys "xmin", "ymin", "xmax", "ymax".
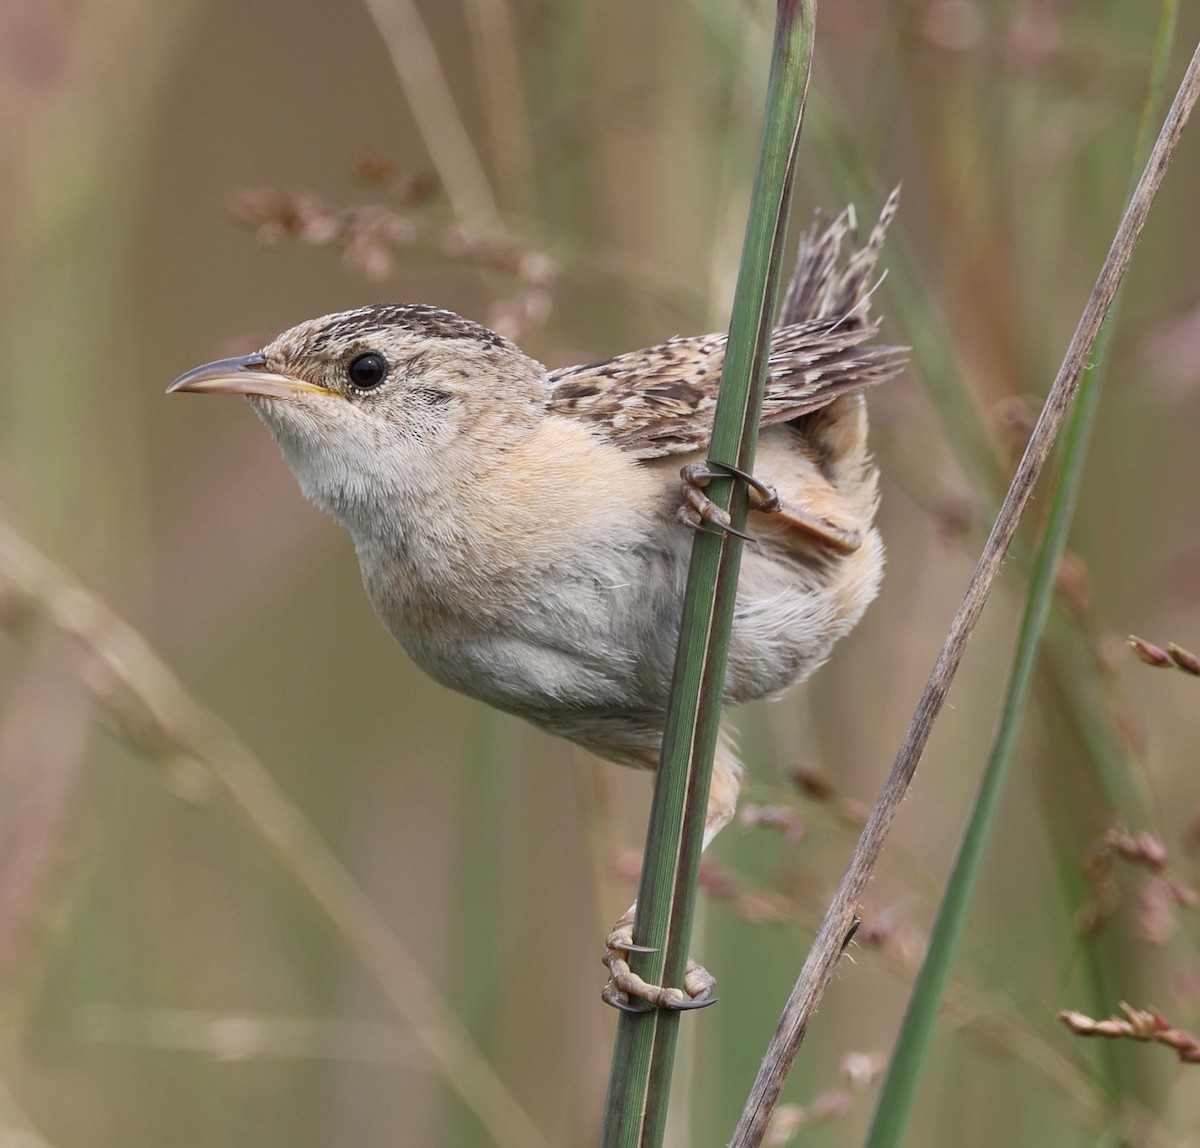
[{"xmin": 167, "ymin": 193, "xmax": 902, "ymax": 1009}]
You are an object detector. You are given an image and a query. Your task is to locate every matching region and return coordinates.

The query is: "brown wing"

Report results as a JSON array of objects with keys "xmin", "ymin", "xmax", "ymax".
[
  {"xmin": 548, "ymin": 190, "xmax": 904, "ymax": 460},
  {"xmin": 548, "ymin": 322, "xmax": 901, "ymax": 459}
]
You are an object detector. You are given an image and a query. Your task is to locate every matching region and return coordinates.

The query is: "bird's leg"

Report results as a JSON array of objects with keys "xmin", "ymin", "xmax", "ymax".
[
  {"xmin": 600, "ymin": 741, "xmax": 743, "ymax": 1010},
  {"xmin": 678, "ymin": 459, "xmax": 862, "ymax": 555}
]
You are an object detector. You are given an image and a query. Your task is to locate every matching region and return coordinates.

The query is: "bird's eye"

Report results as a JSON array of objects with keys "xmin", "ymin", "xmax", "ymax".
[{"xmin": 347, "ymin": 352, "xmax": 388, "ymax": 390}]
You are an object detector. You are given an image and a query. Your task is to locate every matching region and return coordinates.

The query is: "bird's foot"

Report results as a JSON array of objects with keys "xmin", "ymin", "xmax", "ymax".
[
  {"xmin": 678, "ymin": 459, "xmax": 862, "ymax": 555},
  {"xmin": 682, "ymin": 459, "xmax": 782, "ymax": 512},
  {"xmin": 677, "ymin": 460, "xmax": 771, "ymax": 540},
  {"xmin": 601, "ymin": 911, "xmax": 717, "ymax": 1012}
]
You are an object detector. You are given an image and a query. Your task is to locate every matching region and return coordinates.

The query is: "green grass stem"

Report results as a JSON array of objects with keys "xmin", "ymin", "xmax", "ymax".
[{"xmin": 599, "ymin": 3, "xmax": 815, "ymax": 1145}]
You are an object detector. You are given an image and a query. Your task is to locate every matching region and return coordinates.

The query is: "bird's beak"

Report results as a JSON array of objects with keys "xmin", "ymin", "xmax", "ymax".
[{"xmin": 166, "ymin": 353, "xmax": 338, "ymax": 399}]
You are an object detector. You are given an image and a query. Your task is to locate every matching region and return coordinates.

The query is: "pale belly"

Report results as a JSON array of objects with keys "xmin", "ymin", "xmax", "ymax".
[{"xmin": 357, "ymin": 511, "xmax": 880, "ymax": 766}]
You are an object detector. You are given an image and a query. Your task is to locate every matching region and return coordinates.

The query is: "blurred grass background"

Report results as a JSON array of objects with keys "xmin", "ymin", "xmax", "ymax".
[{"xmin": 2, "ymin": 1, "xmax": 1199, "ymax": 1145}]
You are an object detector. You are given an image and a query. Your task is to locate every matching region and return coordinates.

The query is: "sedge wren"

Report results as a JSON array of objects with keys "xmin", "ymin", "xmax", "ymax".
[{"xmin": 168, "ymin": 196, "xmax": 902, "ymax": 1008}]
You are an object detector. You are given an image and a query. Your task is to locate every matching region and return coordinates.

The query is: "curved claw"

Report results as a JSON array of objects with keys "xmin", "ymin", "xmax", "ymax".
[
  {"xmin": 602, "ymin": 948, "xmax": 718, "ymax": 1012},
  {"xmin": 697, "ymin": 458, "xmax": 783, "ymax": 513},
  {"xmin": 601, "ymin": 986, "xmax": 654, "ymax": 1013},
  {"xmin": 678, "ymin": 462, "xmax": 763, "ymax": 543},
  {"xmin": 677, "ymin": 505, "xmax": 755, "ymax": 543},
  {"xmin": 601, "ymin": 961, "xmax": 719, "ymax": 1012},
  {"xmin": 605, "ymin": 917, "xmax": 654, "ymax": 956},
  {"xmin": 615, "ymin": 941, "xmax": 658, "ymax": 955},
  {"xmin": 602, "ymin": 906, "xmax": 717, "ymax": 1011},
  {"xmin": 658, "ymin": 991, "xmax": 718, "ymax": 1011}
]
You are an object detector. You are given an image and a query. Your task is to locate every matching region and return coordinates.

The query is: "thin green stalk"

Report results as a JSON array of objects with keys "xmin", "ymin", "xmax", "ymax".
[
  {"xmin": 438, "ymin": 708, "xmax": 520, "ymax": 1148},
  {"xmin": 864, "ymin": 11, "xmax": 1186, "ymax": 1146},
  {"xmin": 599, "ymin": 3, "xmax": 815, "ymax": 1145}
]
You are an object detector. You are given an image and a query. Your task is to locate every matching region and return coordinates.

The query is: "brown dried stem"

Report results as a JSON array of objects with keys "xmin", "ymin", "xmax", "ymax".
[{"xmin": 731, "ymin": 36, "xmax": 1200, "ymax": 1148}]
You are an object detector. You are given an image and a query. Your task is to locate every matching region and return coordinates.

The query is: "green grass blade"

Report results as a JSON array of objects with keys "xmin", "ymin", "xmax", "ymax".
[{"xmin": 599, "ymin": 3, "xmax": 815, "ymax": 1145}]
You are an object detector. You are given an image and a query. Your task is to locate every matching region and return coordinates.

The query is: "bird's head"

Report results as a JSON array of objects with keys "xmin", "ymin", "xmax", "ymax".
[{"xmin": 168, "ymin": 304, "xmax": 550, "ymax": 529}]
